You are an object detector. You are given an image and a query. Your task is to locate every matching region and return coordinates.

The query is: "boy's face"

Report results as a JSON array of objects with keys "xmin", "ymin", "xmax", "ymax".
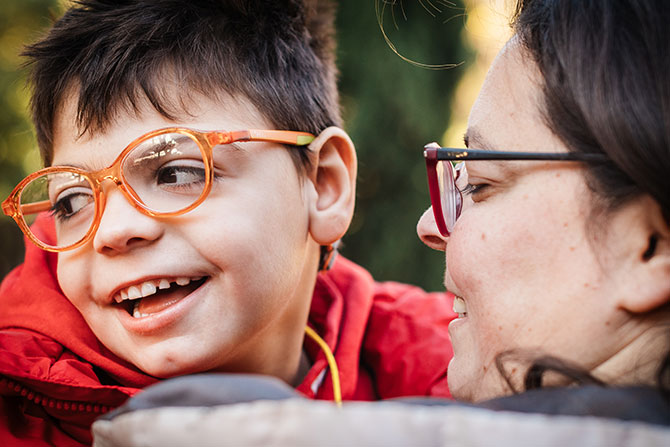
[{"xmin": 53, "ymin": 92, "xmax": 320, "ymax": 380}]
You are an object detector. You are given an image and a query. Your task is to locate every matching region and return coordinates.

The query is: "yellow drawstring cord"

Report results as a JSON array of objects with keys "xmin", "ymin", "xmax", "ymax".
[{"xmin": 304, "ymin": 325, "xmax": 342, "ymax": 406}]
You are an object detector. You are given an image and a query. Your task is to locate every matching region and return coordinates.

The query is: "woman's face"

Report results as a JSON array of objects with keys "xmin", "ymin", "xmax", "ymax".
[{"xmin": 417, "ymin": 41, "xmax": 638, "ymax": 402}]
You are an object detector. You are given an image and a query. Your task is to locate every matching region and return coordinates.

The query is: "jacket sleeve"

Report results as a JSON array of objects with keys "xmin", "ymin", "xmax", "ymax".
[
  {"xmin": 0, "ymin": 329, "xmax": 138, "ymax": 446},
  {"xmin": 361, "ymin": 282, "xmax": 456, "ymax": 399}
]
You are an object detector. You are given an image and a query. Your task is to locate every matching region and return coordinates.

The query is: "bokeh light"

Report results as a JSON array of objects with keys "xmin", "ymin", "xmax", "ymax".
[{"xmin": 444, "ymin": 0, "xmax": 512, "ymax": 147}]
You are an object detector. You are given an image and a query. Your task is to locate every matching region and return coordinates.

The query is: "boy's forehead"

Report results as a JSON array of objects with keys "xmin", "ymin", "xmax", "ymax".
[{"xmin": 51, "ymin": 87, "xmax": 274, "ymax": 167}]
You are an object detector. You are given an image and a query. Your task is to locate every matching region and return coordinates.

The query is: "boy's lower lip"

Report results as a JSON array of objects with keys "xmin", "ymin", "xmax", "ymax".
[{"xmin": 115, "ymin": 278, "xmax": 209, "ymax": 334}]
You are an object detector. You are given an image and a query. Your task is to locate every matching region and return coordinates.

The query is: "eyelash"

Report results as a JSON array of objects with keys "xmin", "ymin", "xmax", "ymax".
[{"xmin": 460, "ymin": 183, "xmax": 488, "ymax": 196}]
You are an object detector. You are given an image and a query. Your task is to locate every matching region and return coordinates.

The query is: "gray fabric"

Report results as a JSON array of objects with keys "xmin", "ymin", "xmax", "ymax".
[
  {"xmin": 92, "ymin": 399, "xmax": 670, "ymax": 447},
  {"xmin": 396, "ymin": 386, "xmax": 670, "ymax": 426},
  {"xmin": 93, "ymin": 375, "xmax": 669, "ymax": 446},
  {"xmin": 478, "ymin": 385, "xmax": 670, "ymax": 425},
  {"xmin": 100, "ymin": 374, "xmax": 300, "ymax": 421}
]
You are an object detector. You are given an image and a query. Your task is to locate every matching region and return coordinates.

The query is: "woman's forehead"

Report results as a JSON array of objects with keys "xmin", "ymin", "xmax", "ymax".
[{"xmin": 467, "ymin": 41, "xmax": 564, "ymax": 154}]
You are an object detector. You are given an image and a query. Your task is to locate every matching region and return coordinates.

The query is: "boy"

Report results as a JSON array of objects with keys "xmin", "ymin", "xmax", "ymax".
[{"xmin": 0, "ymin": 1, "xmax": 455, "ymax": 445}]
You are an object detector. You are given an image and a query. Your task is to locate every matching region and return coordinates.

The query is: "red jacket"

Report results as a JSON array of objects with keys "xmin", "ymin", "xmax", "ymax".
[{"xmin": 0, "ymin": 220, "xmax": 455, "ymax": 446}]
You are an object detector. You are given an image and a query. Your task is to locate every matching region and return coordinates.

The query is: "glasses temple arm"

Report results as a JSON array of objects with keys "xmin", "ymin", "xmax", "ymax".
[
  {"xmin": 20, "ymin": 200, "xmax": 52, "ymax": 215},
  {"xmin": 210, "ymin": 130, "xmax": 315, "ymax": 147},
  {"xmin": 429, "ymin": 148, "xmax": 608, "ymax": 162}
]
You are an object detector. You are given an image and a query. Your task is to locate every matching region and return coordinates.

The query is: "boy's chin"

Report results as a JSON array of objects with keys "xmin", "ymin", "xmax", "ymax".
[
  {"xmin": 120, "ymin": 345, "xmax": 220, "ymax": 379},
  {"xmin": 138, "ymin": 361, "xmax": 210, "ymax": 379}
]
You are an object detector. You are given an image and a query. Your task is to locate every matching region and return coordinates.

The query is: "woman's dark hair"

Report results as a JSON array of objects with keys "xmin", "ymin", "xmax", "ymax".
[
  {"xmin": 510, "ymin": 0, "xmax": 670, "ymax": 397},
  {"xmin": 23, "ymin": 0, "xmax": 340, "ymax": 170}
]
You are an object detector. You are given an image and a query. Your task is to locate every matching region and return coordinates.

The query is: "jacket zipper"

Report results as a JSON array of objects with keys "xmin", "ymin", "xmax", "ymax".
[{"xmin": 0, "ymin": 375, "xmax": 112, "ymax": 413}]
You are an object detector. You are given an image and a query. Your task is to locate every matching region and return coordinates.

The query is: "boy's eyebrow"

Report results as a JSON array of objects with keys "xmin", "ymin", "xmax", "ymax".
[
  {"xmin": 211, "ymin": 141, "xmax": 249, "ymax": 158},
  {"xmin": 222, "ymin": 142, "xmax": 247, "ymax": 152},
  {"xmin": 52, "ymin": 138, "xmax": 250, "ymax": 170},
  {"xmin": 50, "ymin": 161, "xmax": 91, "ymax": 170}
]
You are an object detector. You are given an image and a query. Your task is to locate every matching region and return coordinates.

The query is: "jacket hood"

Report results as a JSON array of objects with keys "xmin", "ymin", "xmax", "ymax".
[{"xmin": 0, "ymin": 217, "xmax": 156, "ymax": 388}]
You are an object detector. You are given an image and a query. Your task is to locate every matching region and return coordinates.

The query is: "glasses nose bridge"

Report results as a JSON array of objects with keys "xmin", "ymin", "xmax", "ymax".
[
  {"xmin": 93, "ymin": 164, "xmax": 138, "ymax": 210},
  {"xmin": 94, "ymin": 164, "xmax": 124, "ymax": 189}
]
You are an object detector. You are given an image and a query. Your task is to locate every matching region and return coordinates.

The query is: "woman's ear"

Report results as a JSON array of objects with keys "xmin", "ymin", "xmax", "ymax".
[
  {"xmin": 615, "ymin": 196, "xmax": 670, "ymax": 313},
  {"xmin": 306, "ymin": 126, "xmax": 357, "ymax": 245}
]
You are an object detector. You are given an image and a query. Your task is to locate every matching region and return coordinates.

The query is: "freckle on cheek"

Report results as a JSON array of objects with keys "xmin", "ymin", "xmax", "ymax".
[
  {"xmin": 498, "ymin": 325, "xmax": 502, "ymax": 331},
  {"xmin": 481, "ymin": 233, "xmax": 486, "ymax": 241},
  {"xmin": 569, "ymin": 246, "xmax": 576, "ymax": 252}
]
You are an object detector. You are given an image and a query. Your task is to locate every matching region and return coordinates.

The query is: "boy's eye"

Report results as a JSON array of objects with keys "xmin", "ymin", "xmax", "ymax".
[
  {"xmin": 51, "ymin": 188, "xmax": 94, "ymax": 220},
  {"xmin": 155, "ymin": 161, "xmax": 206, "ymax": 189}
]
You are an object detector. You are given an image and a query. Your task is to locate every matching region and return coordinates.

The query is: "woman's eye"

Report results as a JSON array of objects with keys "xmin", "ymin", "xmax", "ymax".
[
  {"xmin": 51, "ymin": 191, "xmax": 94, "ymax": 220},
  {"xmin": 460, "ymin": 183, "xmax": 489, "ymax": 197}
]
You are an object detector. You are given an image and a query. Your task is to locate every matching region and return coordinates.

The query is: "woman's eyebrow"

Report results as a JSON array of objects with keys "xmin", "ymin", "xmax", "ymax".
[
  {"xmin": 463, "ymin": 128, "xmax": 495, "ymax": 151},
  {"xmin": 462, "ymin": 128, "xmax": 519, "ymax": 175}
]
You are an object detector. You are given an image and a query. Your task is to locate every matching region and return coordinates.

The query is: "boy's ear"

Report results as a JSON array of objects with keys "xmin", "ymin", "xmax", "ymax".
[
  {"xmin": 306, "ymin": 126, "xmax": 357, "ymax": 245},
  {"xmin": 615, "ymin": 196, "xmax": 670, "ymax": 313}
]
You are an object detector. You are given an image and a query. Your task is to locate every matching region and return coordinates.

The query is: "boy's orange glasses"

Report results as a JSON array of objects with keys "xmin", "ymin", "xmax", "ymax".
[{"xmin": 2, "ymin": 127, "xmax": 315, "ymax": 252}]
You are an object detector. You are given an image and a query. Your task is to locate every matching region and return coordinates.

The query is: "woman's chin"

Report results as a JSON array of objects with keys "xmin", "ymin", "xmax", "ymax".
[{"xmin": 447, "ymin": 358, "xmax": 475, "ymax": 401}]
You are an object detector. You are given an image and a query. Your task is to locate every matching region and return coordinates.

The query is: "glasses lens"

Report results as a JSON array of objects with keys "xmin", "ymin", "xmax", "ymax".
[
  {"xmin": 436, "ymin": 160, "xmax": 459, "ymax": 232},
  {"xmin": 453, "ymin": 162, "xmax": 464, "ymax": 218},
  {"xmin": 19, "ymin": 171, "xmax": 96, "ymax": 249},
  {"xmin": 122, "ymin": 132, "xmax": 209, "ymax": 214}
]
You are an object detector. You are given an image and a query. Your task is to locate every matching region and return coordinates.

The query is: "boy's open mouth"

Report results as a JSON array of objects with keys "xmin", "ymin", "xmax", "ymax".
[{"xmin": 114, "ymin": 276, "xmax": 209, "ymax": 318}]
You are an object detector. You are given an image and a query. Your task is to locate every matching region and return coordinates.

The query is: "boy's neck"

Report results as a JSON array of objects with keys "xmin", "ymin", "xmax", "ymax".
[{"xmin": 291, "ymin": 348, "xmax": 312, "ymax": 387}]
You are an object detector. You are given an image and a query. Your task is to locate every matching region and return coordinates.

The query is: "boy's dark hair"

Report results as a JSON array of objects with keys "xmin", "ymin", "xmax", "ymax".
[{"xmin": 24, "ymin": 0, "xmax": 340, "ymax": 170}]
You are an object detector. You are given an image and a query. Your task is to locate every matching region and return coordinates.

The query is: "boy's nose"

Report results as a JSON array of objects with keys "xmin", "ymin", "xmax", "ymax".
[
  {"xmin": 92, "ymin": 186, "xmax": 163, "ymax": 255},
  {"xmin": 416, "ymin": 207, "xmax": 447, "ymax": 252}
]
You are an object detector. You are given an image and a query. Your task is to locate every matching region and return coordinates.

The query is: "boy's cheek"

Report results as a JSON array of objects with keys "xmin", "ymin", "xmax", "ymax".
[{"xmin": 56, "ymin": 254, "xmax": 90, "ymax": 308}]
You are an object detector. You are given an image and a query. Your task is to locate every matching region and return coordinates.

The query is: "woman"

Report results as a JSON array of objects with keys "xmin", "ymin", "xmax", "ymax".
[{"xmin": 417, "ymin": 0, "xmax": 670, "ymax": 403}]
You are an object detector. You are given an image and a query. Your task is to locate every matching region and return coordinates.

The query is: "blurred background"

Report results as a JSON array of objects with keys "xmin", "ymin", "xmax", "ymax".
[{"xmin": 0, "ymin": 0, "xmax": 510, "ymax": 292}]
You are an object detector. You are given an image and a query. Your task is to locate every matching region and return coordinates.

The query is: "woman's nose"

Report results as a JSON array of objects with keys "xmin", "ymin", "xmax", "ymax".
[
  {"xmin": 417, "ymin": 207, "xmax": 447, "ymax": 251},
  {"xmin": 92, "ymin": 187, "xmax": 163, "ymax": 255}
]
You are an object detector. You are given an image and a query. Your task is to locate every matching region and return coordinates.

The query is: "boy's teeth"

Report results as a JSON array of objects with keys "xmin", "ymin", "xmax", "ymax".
[
  {"xmin": 127, "ymin": 286, "xmax": 142, "ymax": 300},
  {"xmin": 141, "ymin": 281, "xmax": 157, "ymax": 297},
  {"xmin": 133, "ymin": 303, "xmax": 147, "ymax": 319},
  {"xmin": 176, "ymin": 277, "xmax": 190, "ymax": 286},
  {"xmin": 453, "ymin": 296, "xmax": 467, "ymax": 316},
  {"xmin": 115, "ymin": 276, "xmax": 204, "ymax": 303}
]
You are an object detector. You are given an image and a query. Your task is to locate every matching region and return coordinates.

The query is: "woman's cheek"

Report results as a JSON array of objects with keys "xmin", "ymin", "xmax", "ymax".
[
  {"xmin": 446, "ymin": 209, "xmax": 519, "ymax": 295},
  {"xmin": 445, "ymin": 222, "xmax": 483, "ymax": 293}
]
